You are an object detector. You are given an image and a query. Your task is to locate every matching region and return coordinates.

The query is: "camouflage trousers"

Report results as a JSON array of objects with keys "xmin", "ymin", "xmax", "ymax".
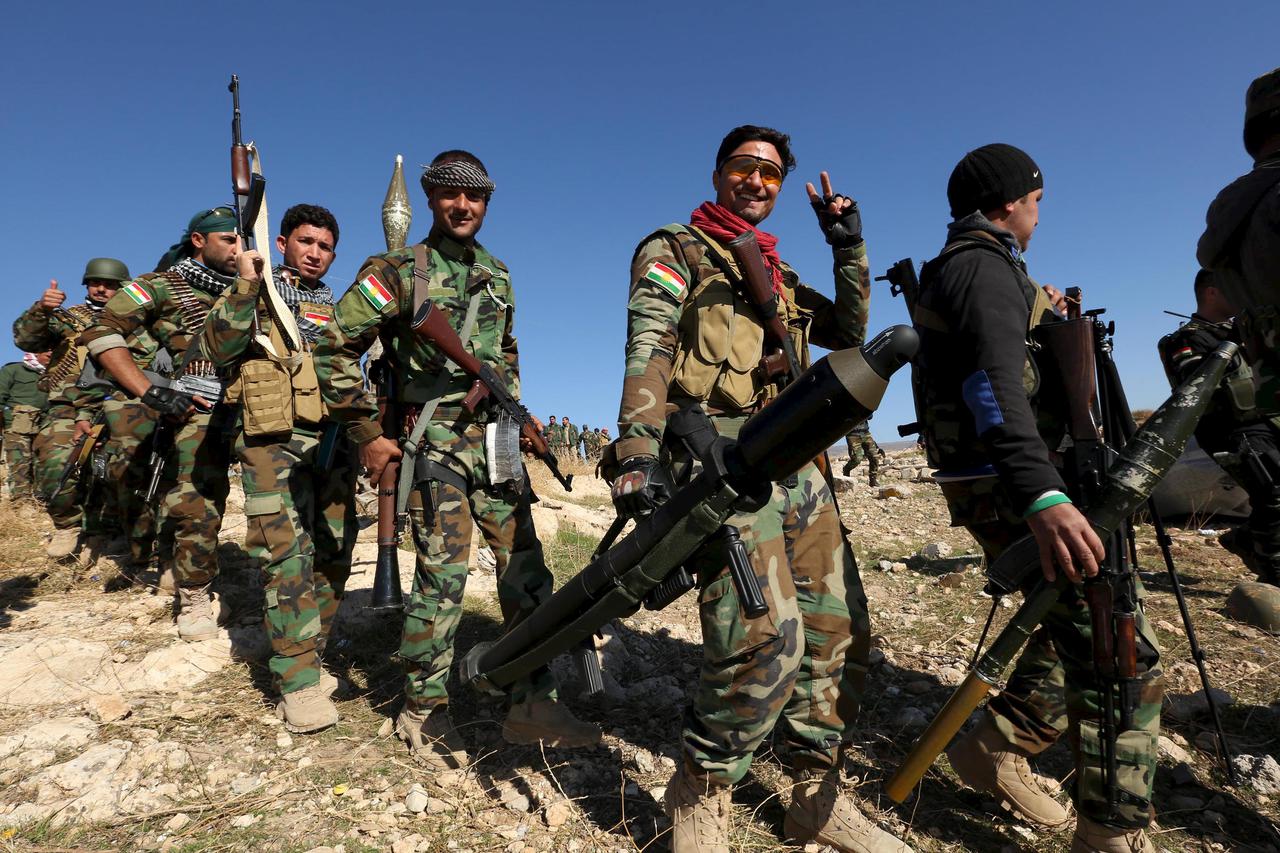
[
  {"xmin": 237, "ymin": 423, "xmax": 358, "ymax": 694},
  {"xmin": 402, "ymin": 419, "xmax": 557, "ymax": 712},
  {"xmin": 941, "ymin": 477, "xmax": 1163, "ymax": 830},
  {"xmin": 680, "ymin": 415, "xmax": 871, "ymax": 786},
  {"xmin": 101, "ymin": 399, "xmax": 159, "ymax": 566},
  {"xmin": 33, "ymin": 403, "xmax": 117, "ymax": 534},
  {"xmin": 843, "ymin": 432, "xmax": 883, "ymax": 486},
  {"xmin": 157, "ymin": 404, "xmax": 238, "ymax": 587},
  {"xmin": 2, "ymin": 406, "xmax": 41, "ymax": 501}
]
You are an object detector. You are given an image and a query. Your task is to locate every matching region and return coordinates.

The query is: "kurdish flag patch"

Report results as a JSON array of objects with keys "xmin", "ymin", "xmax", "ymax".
[
  {"xmin": 302, "ymin": 311, "xmax": 330, "ymax": 326},
  {"xmin": 644, "ymin": 262, "xmax": 687, "ymax": 301},
  {"xmin": 358, "ymin": 273, "xmax": 394, "ymax": 311},
  {"xmin": 122, "ymin": 282, "xmax": 152, "ymax": 306}
]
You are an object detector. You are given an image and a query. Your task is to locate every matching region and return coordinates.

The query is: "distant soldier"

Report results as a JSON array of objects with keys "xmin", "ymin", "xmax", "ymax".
[
  {"xmin": 203, "ymin": 204, "xmax": 357, "ymax": 732},
  {"xmin": 14, "ymin": 259, "xmax": 131, "ymax": 558},
  {"xmin": 578, "ymin": 423, "xmax": 591, "ymax": 459},
  {"xmin": 545, "ymin": 415, "xmax": 562, "ymax": 453},
  {"xmin": 1159, "ymin": 271, "xmax": 1280, "ymax": 585},
  {"xmin": 842, "ymin": 418, "xmax": 885, "ymax": 486},
  {"xmin": 312, "ymin": 150, "xmax": 599, "ymax": 768},
  {"xmin": 1199, "ymin": 68, "xmax": 1280, "ymax": 417},
  {"xmin": 81, "ymin": 207, "xmax": 242, "ymax": 641},
  {"xmin": 591, "ymin": 427, "xmax": 605, "ymax": 460},
  {"xmin": 0, "ymin": 352, "xmax": 50, "ymax": 501},
  {"xmin": 562, "ymin": 417, "xmax": 579, "ymax": 461}
]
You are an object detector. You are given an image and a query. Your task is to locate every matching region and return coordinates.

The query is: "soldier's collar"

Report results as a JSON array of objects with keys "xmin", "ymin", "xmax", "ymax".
[{"xmin": 426, "ymin": 228, "xmax": 478, "ymax": 265}]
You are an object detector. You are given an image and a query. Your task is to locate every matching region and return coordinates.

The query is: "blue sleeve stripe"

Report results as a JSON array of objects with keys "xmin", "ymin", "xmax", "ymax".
[{"xmin": 962, "ymin": 369, "xmax": 1004, "ymax": 435}]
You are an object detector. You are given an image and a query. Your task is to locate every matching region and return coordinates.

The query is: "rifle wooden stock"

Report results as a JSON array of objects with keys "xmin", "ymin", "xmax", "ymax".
[
  {"xmin": 1033, "ymin": 318, "xmax": 1098, "ymax": 442},
  {"xmin": 411, "ymin": 299, "xmax": 572, "ymax": 491},
  {"xmin": 727, "ymin": 231, "xmax": 801, "ymax": 381}
]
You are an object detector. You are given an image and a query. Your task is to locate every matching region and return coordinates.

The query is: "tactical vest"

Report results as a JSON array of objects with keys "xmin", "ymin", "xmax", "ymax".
[
  {"xmin": 39, "ymin": 304, "xmax": 96, "ymax": 393},
  {"xmin": 1157, "ymin": 319, "xmax": 1270, "ymax": 427},
  {"xmin": 236, "ymin": 300, "xmax": 331, "ymax": 437},
  {"xmin": 915, "ymin": 233, "xmax": 1057, "ymax": 470},
  {"xmin": 653, "ymin": 224, "xmax": 808, "ymax": 412}
]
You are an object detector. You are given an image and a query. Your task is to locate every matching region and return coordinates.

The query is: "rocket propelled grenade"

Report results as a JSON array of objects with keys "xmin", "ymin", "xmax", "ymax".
[
  {"xmin": 884, "ymin": 340, "xmax": 1238, "ymax": 804},
  {"xmin": 460, "ymin": 325, "xmax": 919, "ymax": 694},
  {"xmin": 382, "ymin": 154, "xmax": 412, "ymax": 252}
]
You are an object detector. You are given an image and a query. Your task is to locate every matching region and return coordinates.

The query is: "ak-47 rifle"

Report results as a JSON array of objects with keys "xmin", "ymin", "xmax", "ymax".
[
  {"xmin": 727, "ymin": 230, "xmax": 802, "ymax": 382},
  {"xmin": 75, "ymin": 359, "xmax": 175, "ymax": 502},
  {"xmin": 886, "ymin": 337, "xmax": 1237, "ymax": 803},
  {"xmin": 410, "ymin": 300, "xmax": 573, "ymax": 492},
  {"xmin": 52, "ymin": 411, "xmax": 107, "ymax": 499}
]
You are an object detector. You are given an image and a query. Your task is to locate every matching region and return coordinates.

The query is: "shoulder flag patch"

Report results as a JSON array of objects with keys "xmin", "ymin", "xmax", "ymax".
[
  {"xmin": 357, "ymin": 273, "xmax": 394, "ymax": 311},
  {"xmin": 122, "ymin": 282, "xmax": 153, "ymax": 306},
  {"xmin": 643, "ymin": 262, "xmax": 687, "ymax": 301}
]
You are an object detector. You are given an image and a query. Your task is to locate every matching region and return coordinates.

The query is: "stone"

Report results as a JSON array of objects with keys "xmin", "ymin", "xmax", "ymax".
[
  {"xmin": 165, "ymin": 813, "xmax": 192, "ymax": 832},
  {"xmin": 905, "ymin": 680, "xmax": 932, "ymax": 695},
  {"xmin": 503, "ymin": 793, "xmax": 532, "ymax": 813},
  {"xmin": 919, "ymin": 542, "xmax": 953, "ymax": 560},
  {"xmin": 900, "ymin": 708, "xmax": 929, "ymax": 729},
  {"xmin": 1231, "ymin": 754, "xmax": 1280, "ymax": 794},
  {"xmin": 1158, "ymin": 735, "xmax": 1192, "ymax": 764},
  {"xmin": 231, "ymin": 814, "xmax": 258, "ymax": 828},
  {"xmin": 631, "ymin": 750, "xmax": 655, "ymax": 774},
  {"xmin": 276, "ymin": 732, "xmax": 293, "ymax": 750},
  {"xmin": 937, "ymin": 666, "xmax": 965, "ymax": 687},
  {"xmin": 937, "ymin": 571, "xmax": 966, "ymax": 589},
  {"xmin": 0, "ymin": 717, "xmax": 96, "ymax": 758},
  {"xmin": 1165, "ymin": 688, "xmax": 1234, "ymax": 721},
  {"xmin": 392, "ymin": 838, "xmax": 419, "ymax": 853},
  {"xmin": 877, "ymin": 486, "xmax": 912, "ymax": 500},
  {"xmin": 867, "ymin": 648, "xmax": 886, "ymax": 667},
  {"xmin": 405, "ymin": 784, "xmax": 429, "ymax": 814},
  {"xmin": 543, "ymin": 799, "xmax": 572, "ymax": 827},
  {"xmin": 1168, "ymin": 794, "xmax": 1206, "ymax": 811},
  {"xmin": 87, "ymin": 693, "xmax": 131, "ymax": 723},
  {"xmin": 1170, "ymin": 762, "xmax": 1197, "ymax": 787},
  {"xmin": 426, "ymin": 797, "xmax": 450, "ymax": 814}
]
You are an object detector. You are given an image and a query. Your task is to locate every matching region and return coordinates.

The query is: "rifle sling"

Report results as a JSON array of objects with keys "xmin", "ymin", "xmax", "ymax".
[{"xmin": 395, "ymin": 243, "xmax": 483, "ymax": 516}]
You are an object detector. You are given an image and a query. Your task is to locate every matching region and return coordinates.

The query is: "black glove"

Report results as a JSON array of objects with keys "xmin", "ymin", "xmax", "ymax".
[
  {"xmin": 141, "ymin": 385, "xmax": 198, "ymax": 420},
  {"xmin": 611, "ymin": 455, "xmax": 673, "ymax": 519},
  {"xmin": 810, "ymin": 195, "xmax": 863, "ymax": 248}
]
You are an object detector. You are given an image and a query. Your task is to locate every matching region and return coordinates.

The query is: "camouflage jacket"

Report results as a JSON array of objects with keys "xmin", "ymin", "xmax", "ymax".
[
  {"xmin": 312, "ymin": 229, "xmax": 518, "ymax": 446},
  {"xmin": 1158, "ymin": 314, "xmax": 1270, "ymax": 452},
  {"xmin": 13, "ymin": 301, "xmax": 99, "ymax": 405},
  {"xmin": 0, "ymin": 361, "xmax": 48, "ymax": 428},
  {"xmin": 81, "ymin": 266, "xmax": 228, "ymax": 381},
  {"xmin": 201, "ymin": 269, "xmax": 334, "ymax": 369},
  {"xmin": 616, "ymin": 223, "xmax": 869, "ymax": 462},
  {"xmin": 546, "ymin": 423, "xmax": 564, "ymax": 447},
  {"xmin": 1197, "ymin": 156, "xmax": 1280, "ymax": 313},
  {"xmin": 563, "ymin": 422, "xmax": 579, "ymax": 449}
]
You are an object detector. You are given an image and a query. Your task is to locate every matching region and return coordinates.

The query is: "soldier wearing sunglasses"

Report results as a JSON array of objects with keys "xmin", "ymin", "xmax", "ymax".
[{"xmin": 611, "ymin": 125, "xmax": 909, "ymax": 853}]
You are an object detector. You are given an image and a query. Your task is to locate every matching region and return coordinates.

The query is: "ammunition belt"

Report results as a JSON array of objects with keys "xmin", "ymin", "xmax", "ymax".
[
  {"xmin": 162, "ymin": 271, "xmax": 228, "ymax": 380},
  {"xmin": 37, "ymin": 305, "xmax": 96, "ymax": 392}
]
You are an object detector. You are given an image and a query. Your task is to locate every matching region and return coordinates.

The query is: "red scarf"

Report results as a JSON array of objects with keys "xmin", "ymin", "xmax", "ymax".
[{"xmin": 689, "ymin": 201, "xmax": 785, "ymax": 296}]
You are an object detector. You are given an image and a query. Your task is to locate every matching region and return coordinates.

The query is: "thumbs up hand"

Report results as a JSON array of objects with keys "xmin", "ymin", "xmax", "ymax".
[{"xmin": 40, "ymin": 279, "xmax": 66, "ymax": 311}]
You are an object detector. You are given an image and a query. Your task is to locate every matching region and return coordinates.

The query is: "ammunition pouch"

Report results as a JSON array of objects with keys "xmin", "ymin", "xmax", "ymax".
[
  {"xmin": 291, "ymin": 353, "xmax": 325, "ymax": 426},
  {"xmin": 6, "ymin": 405, "xmax": 41, "ymax": 436},
  {"xmin": 238, "ymin": 358, "xmax": 293, "ymax": 436},
  {"xmin": 485, "ymin": 410, "xmax": 526, "ymax": 488}
]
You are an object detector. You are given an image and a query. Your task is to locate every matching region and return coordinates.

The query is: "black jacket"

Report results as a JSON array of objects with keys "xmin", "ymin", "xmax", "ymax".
[{"xmin": 917, "ymin": 216, "xmax": 1064, "ymax": 514}]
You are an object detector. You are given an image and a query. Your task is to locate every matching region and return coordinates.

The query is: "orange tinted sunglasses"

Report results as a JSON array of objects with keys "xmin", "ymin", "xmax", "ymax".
[{"xmin": 719, "ymin": 155, "xmax": 785, "ymax": 187}]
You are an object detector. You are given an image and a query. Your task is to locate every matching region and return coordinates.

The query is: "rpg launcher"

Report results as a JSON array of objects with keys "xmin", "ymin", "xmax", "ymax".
[
  {"xmin": 410, "ymin": 300, "xmax": 573, "ymax": 492},
  {"xmin": 884, "ymin": 339, "xmax": 1238, "ymax": 803},
  {"xmin": 459, "ymin": 324, "xmax": 919, "ymax": 694}
]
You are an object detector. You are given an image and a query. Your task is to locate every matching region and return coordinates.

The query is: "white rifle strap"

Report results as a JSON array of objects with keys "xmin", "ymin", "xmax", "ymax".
[{"xmin": 247, "ymin": 144, "xmax": 302, "ymax": 356}]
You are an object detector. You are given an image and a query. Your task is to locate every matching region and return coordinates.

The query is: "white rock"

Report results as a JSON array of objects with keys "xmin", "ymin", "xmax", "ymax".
[
  {"xmin": 0, "ymin": 717, "xmax": 97, "ymax": 758},
  {"xmin": 1158, "ymin": 735, "xmax": 1192, "ymax": 764},
  {"xmin": 230, "ymin": 814, "xmax": 258, "ymax": 828},
  {"xmin": 1232, "ymin": 754, "xmax": 1280, "ymax": 794},
  {"xmin": 919, "ymin": 542, "xmax": 953, "ymax": 560},
  {"xmin": 405, "ymin": 784, "xmax": 429, "ymax": 814},
  {"xmin": 40, "ymin": 741, "xmax": 132, "ymax": 796},
  {"xmin": 543, "ymin": 799, "xmax": 572, "ymax": 827},
  {"xmin": 166, "ymin": 813, "xmax": 192, "ymax": 832},
  {"xmin": 87, "ymin": 693, "xmax": 131, "ymax": 722}
]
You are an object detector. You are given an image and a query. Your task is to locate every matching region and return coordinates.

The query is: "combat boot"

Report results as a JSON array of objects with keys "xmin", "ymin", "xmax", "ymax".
[
  {"xmin": 396, "ymin": 706, "xmax": 469, "ymax": 770},
  {"xmin": 663, "ymin": 766, "xmax": 731, "ymax": 853},
  {"xmin": 277, "ymin": 681, "xmax": 339, "ymax": 733},
  {"xmin": 501, "ymin": 699, "xmax": 602, "ymax": 748},
  {"xmin": 175, "ymin": 584, "xmax": 218, "ymax": 642},
  {"xmin": 157, "ymin": 566, "xmax": 177, "ymax": 594},
  {"xmin": 1070, "ymin": 815, "xmax": 1155, "ymax": 852},
  {"xmin": 783, "ymin": 770, "xmax": 913, "ymax": 853},
  {"xmin": 46, "ymin": 527, "xmax": 82, "ymax": 559},
  {"xmin": 946, "ymin": 713, "xmax": 1070, "ymax": 827}
]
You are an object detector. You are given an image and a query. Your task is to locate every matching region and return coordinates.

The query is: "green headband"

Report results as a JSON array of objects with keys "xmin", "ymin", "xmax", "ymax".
[{"xmin": 154, "ymin": 207, "xmax": 239, "ymax": 272}]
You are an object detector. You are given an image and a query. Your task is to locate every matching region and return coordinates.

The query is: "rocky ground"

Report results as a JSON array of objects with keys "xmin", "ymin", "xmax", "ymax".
[{"xmin": 0, "ymin": 450, "xmax": 1277, "ymax": 852}]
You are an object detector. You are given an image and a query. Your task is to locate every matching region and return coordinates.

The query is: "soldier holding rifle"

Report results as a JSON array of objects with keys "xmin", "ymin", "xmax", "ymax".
[
  {"xmin": 202, "ymin": 204, "xmax": 357, "ymax": 733},
  {"xmin": 312, "ymin": 150, "xmax": 599, "ymax": 769},
  {"xmin": 612, "ymin": 124, "xmax": 907, "ymax": 853},
  {"xmin": 913, "ymin": 144, "xmax": 1159, "ymax": 851}
]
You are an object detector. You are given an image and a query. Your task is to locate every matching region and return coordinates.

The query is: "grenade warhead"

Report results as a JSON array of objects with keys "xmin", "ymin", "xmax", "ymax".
[{"xmin": 382, "ymin": 154, "xmax": 412, "ymax": 252}]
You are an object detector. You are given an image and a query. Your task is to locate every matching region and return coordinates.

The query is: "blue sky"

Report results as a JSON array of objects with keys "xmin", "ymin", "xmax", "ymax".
[{"xmin": 2, "ymin": 2, "xmax": 1276, "ymax": 441}]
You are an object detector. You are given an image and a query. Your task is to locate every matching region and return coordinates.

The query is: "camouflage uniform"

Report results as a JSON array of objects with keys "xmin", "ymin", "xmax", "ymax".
[
  {"xmin": 545, "ymin": 421, "xmax": 563, "ymax": 453},
  {"xmin": 1159, "ymin": 315, "xmax": 1280, "ymax": 583},
  {"xmin": 313, "ymin": 229, "xmax": 557, "ymax": 711},
  {"xmin": 842, "ymin": 419, "xmax": 884, "ymax": 486},
  {"xmin": 917, "ymin": 218, "xmax": 1161, "ymax": 829},
  {"xmin": 0, "ymin": 360, "xmax": 48, "ymax": 501},
  {"xmin": 13, "ymin": 302, "xmax": 115, "ymax": 534},
  {"xmin": 562, "ymin": 421, "xmax": 580, "ymax": 462},
  {"xmin": 616, "ymin": 221, "xmax": 871, "ymax": 785},
  {"xmin": 202, "ymin": 267, "xmax": 358, "ymax": 695},
  {"xmin": 81, "ymin": 261, "xmax": 240, "ymax": 587}
]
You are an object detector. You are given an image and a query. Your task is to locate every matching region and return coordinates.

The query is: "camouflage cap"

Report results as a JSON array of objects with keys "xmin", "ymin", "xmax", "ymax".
[{"xmin": 1244, "ymin": 67, "xmax": 1280, "ymax": 157}]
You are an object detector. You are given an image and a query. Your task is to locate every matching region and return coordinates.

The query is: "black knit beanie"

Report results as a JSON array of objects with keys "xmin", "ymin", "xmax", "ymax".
[{"xmin": 947, "ymin": 144, "xmax": 1043, "ymax": 219}]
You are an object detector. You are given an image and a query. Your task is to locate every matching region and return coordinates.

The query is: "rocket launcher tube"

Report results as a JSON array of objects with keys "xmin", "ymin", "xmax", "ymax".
[
  {"xmin": 885, "ymin": 340, "xmax": 1237, "ymax": 804},
  {"xmin": 460, "ymin": 325, "xmax": 919, "ymax": 693}
]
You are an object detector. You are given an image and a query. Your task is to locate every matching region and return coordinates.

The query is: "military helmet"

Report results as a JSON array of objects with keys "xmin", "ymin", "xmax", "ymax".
[
  {"xmin": 1226, "ymin": 580, "xmax": 1280, "ymax": 633},
  {"xmin": 1244, "ymin": 67, "xmax": 1280, "ymax": 157},
  {"xmin": 82, "ymin": 257, "xmax": 131, "ymax": 285}
]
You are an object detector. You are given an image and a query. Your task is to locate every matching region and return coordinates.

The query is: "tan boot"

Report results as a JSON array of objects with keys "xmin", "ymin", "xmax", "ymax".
[
  {"xmin": 277, "ymin": 681, "xmax": 339, "ymax": 733},
  {"xmin": 501, "ymin": 699, "xmax": 602, "ymax": 748},
  {"xmin": 396, "ymin": 706, "xmax": 469, "ymax": 770},
  {"xmin": 157, "ymin": 566, "xmax": 177, "ymax": 594},
  {"xmin": 783, "ymin": 771, "xmax": 913, "ymax": 853},
  {"xmin": 176, "ymin": 585, "xmax": 218, "ymax": 642},
  {"xmin": 46, "ymin": 527, "xmax": 82, "ymax": 559},
  {"xmin": 946, "ymin": 714, "xmax": 1071, "ymax": 827},
  {"xmin": 663, "ymin": 766, "xmax": 731, "ymax": 853},
  {"xmin": 1070, "ymin": 815, "xmax": 1156, "ymax": 852}
]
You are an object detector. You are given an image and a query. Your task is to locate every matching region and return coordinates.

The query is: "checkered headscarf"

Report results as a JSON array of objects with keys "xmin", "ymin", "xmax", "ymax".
[{"xmin": 420, "ymin": 159, "xmax": 495, "ymax": 199}]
